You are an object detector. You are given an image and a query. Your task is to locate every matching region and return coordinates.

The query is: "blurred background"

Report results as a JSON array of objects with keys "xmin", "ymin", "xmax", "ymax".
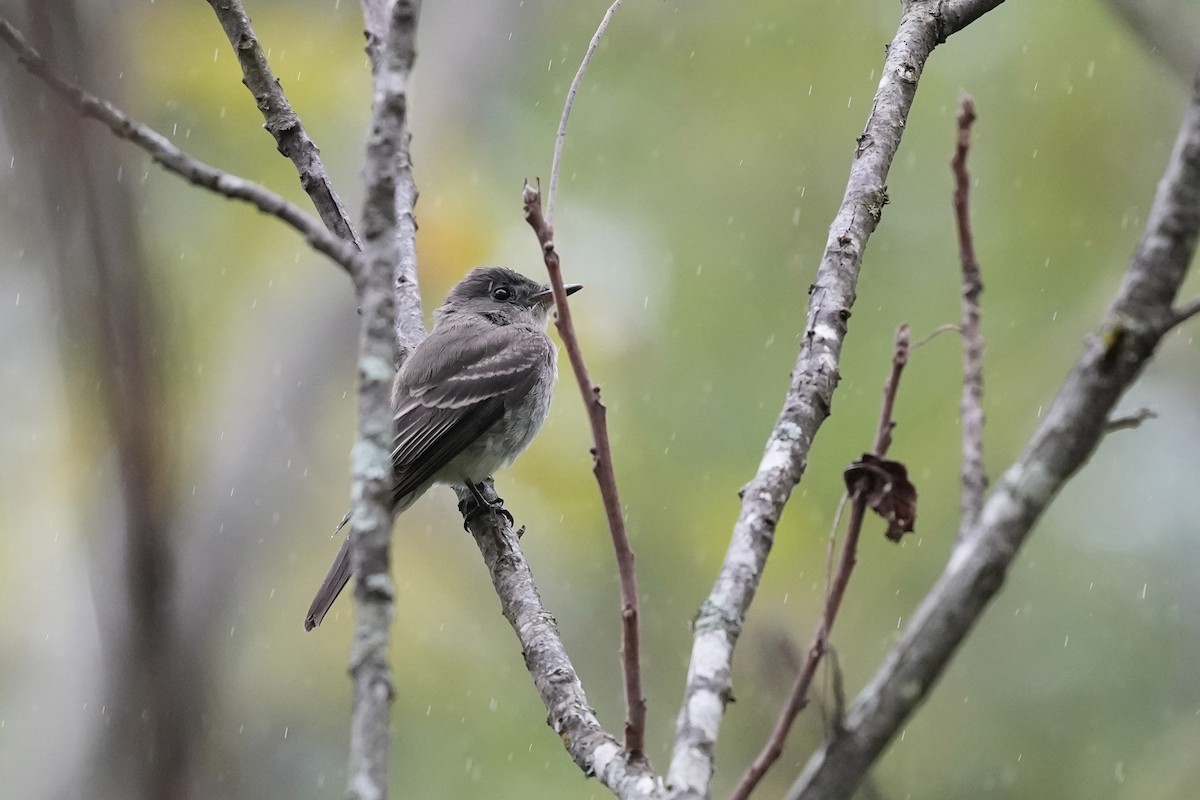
[{"xmin": 1, "ymin": 1, "xmax": 1198, "ymax": 798}]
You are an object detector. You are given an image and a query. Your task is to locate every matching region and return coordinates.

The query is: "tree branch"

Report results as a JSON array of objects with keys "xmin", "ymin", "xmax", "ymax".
[
  {"xmin": 205, "ymin": 0, "xmax": 360, "ymax": 246},
  {"xmin": 391, "ymin": 112, "xmax": 424, "ymax": 356},
  {"xmin": 1104, "ymin": 407, "xmax": 1157, "ymax": 433},
  {"xmin": 0, "ymin": 15, "xmax": 360, "ymax": 276},
  {"xmin": 205, "ymin": 0, "xmax": 423, "ymax": 355},
  {"xmin": 464, "ymin": 490, "xmax": 662, "ymax": 799},
  {"xmin": 346, "ymin": 1, "xmax": 420, "ymax": 798},
  {"xmin": 665, "ymin": 3, "xmax": 1006, "ymax": 796},
  {"xmin": 951, "ymin": 96, "xmax": 987, "ymax": 533},
  {"xmin": 523, "ymin": 0, "xmax": 647, "ymax": 760},
  {"xmin": 786, "ymin": 71, "xmax": 1200, "ymax": 800},
  {"xmin": 1172, "ymin": 294, "xmax": 1200, "ymax": 326},
  {"xmin": 523, "ymin": 183, "xmax": 647, "ymax": 760},
  {"xmin": 729, "ymin": 327, "xmax": 912, "ymax": 800}
]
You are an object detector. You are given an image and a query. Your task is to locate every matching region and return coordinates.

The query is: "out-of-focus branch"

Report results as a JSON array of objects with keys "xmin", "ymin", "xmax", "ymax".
[
  {"xmin": 951, "ymin": 96, "xmax": 986, "ymax": 533},
  {"xmin": 787, "ymin": 72, "xmax": 1200, "ymax": 800},
  {"xmin": 525, "ymin": 0, "xmax": 646, "ymax": 760},
  {"xmin": 523, "ymin": 183, "xmax": 647, "ymax": 759},
  {"xmin": 665, "ymin": 3, "xmax": 1006, "ymax": 796},
  {"xmin": 11, "ymin": 2, "xmax": 185, "ymax": 797},
  {"xmin": 1104, "ymin": 407, "xmax": 1157, "ymax": 433},
  {"xmin": 465, "ymin": 491, "xmax": 662, "ymax": 800},
  {"xmin": 205, "ymin": 0, "xmax": 361, "ymax": 247},
  {"xmin": 345, "ymin": 1, "xmax": 420, "ymax": 799},
  {"xmin": 729, "ymin": 327, "xmax": 912, "ymax": 800},
  {"xmin": 0, "ymin": 16, "xmax": 360, "ymax": 276},
  {"xmin": 1105, "ymin": 0, "xmax": 1200, "ymax": 83},
  {"xmin": 1173, "ymin": 294, "xmax": 1200, "ymax": 324}
]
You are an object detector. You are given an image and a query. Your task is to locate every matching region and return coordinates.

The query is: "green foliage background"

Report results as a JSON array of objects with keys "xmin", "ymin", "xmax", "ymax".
[{"xmin": 1, "ymin": 1, "xmax": 1198, "ymax": 798}]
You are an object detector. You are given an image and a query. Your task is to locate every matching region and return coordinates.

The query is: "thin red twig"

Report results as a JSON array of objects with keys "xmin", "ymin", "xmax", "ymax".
[
  {"xmin": 728, "ymin": 325, "xmax": 911, "ymax": 800},
  {"xmin": 952, "ymin": 96, "xmax": 987, "ymax": 532},
  {"xmin": 525, "ymin": 0, "xmax": 644, "ymax": 759},
  {"xmin": 523, "ymin": 183, "xmax": 646, "ymax": 759}
]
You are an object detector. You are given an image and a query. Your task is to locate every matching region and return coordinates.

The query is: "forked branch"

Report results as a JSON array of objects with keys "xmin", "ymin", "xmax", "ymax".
[
  {"xmin": 787, "ymin": 70, "xmax": 1200, "ymax": 800},
  {"xmin": 0, "ymin": 17, "xmax": 360, "ymax": 275},
  {"xmin": 729, "ymin": 327, "xmax": 914, "ymax": 800},
  {"xmin": 205, "ymin": 0, "xmax": 361, "ymax": 246}
]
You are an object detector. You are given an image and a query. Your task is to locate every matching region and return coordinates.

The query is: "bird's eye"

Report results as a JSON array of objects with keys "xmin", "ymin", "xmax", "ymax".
[{"xmin": 491, "ymin": 287, "xmax": 511, "ymax": 301}]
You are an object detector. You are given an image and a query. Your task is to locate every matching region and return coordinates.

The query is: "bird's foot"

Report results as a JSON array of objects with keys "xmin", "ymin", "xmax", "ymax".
[{"xmin": 459, "ymin": 482, "xmax": 515, "ymax": 530}]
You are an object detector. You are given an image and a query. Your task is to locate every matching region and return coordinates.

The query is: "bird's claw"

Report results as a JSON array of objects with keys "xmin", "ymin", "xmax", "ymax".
[{"xmin": 459, "ymin": 483, "xmax": 515, "ymax": 530}]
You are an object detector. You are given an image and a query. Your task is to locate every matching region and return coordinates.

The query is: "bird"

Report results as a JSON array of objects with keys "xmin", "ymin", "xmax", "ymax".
[{"xmin": 304, "ymin": 266, "xmax": 581, "ymax": 631}]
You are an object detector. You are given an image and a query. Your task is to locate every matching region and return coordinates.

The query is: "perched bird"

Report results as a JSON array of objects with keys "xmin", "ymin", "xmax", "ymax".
[{"xmin": 304, "ymin": 266, "xmax": 581, "ymax": 630}]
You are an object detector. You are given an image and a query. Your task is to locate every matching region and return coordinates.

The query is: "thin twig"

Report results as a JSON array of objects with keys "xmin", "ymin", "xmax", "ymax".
[
  {"xmin": 728, "ymin": 326, "xmax": 911, "ymax": 800},
  {"xmin": 345, "ymin": 1, "xmax": 420, "ymax": 799},
  {"xmin": 910, "ymin": 323, "xmax": 961, "ymax": 350},
  {"xmin": 1104, "ymin": 407, "xmax": 1157, "ymax": 433},
  {"xmin": 787, "ymin": 68, "xmax": 1200, "ymax": 800},
  {"xmin": 952, "ymin": 95, "xmax": 987, "ymax": 532},
  {"xmin": 205, "ymin": 0, "xmax": 361, "ymax": 246},
  {"xmin": 523, "ymin": 183, "xmax": 646, "ymax": 760},
  {"xmin": 666, "ymin": 4, "xmax": 1007, "ymax": 795},
  {"xmin": 546, "ymin": 0, "xmax": 623, "ymax": 225},
  {"xmin": 823, "ymin": 493, "xmax": 852, "ymax": 604},
  {"xmin": 1172, "ymin": 294, "xmax": 1200, "ymax": 326},
  {"xmin": 823, "ymin": 645, "xmax": 847, "ymax": 736},
  {"xmin": 0, "ymin": 16, "xmax": 360, "ymax": 276},
  {"xmin": 526, "ymin": 0, "xmax": 645, "ymax": 759}
]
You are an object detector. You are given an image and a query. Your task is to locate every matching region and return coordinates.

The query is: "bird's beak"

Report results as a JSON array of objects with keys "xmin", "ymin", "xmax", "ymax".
[{"xmin": 533, "ymin": 283, "xmax": 583, "ymax": 304}]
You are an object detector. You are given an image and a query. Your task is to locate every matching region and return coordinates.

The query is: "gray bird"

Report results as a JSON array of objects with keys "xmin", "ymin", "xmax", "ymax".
[{"xmin": 304, "ymin": 266, "xmax": 581, "ymax": 630}]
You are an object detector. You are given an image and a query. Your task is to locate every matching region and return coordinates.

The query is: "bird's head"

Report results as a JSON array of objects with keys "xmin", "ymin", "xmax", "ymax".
[{"xmin": 435, "ymin": 266, "xmax": 582, "ymax": 329}]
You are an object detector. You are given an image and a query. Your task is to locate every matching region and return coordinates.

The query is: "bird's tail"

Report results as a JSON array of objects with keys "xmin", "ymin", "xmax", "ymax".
[{"xmin": 304, "ymin": 511, "xmax": 352, "ymax": 631}]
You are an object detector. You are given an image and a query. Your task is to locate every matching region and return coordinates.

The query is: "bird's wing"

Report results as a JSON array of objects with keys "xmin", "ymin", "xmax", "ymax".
[
  {"xmin": 389, "ymin": 322, "xmax": 551, "ymax": 502},
  {"xmin": 304, "ymin": 322, "xmax": 550, "ymax": 631}
]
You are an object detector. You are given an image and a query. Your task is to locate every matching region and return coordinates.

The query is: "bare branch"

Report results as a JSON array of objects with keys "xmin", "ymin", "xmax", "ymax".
[
  {"xmin": 1104, "ymin": 407, "xmax": 1157, "ymax": 433},
  {"xmin": 729, "ymin": 327, "xmax": 911, "ymax": 800},
  {"xmin": 16, "ymin": 3, "xmax": 185, "ymax": 795},
  {"xmin": 910, "ymin": 322, "xmax": 960, "ymax": 349},
  {"xmin": 392, "ymin": 120, "xmax": 424, "ymax": 356},
  {"xmin": 523, "ymin": 183, "xmax": 647, "ymax": 760},
  {"xmin": 356, "ymin": 0, "xmax": 425, "ymax": 355},
  {"xmin": 951, "ymin": 95, "xmax": 987, "ymax": 533},
  {"xmin": 463, "ymin": 486, "xmax": 661, "ymax": 799},
  {"xmin": 1172, "ymin": 294, "xmax": 1200, "ymax": 326},
  {"xmin": 205, "ymin": 0, "xmax": 360, "ymax": 246},
  {"xmin": 787, "ymin": 71, "xmax": 1200, "ymax": 800},
  {"xmin": 546, "ymin": 0, "xmax": 622, "ymax": 224},
  {"xmin": 346, "ymin": 1, "xmax": 420, "ymax": 798},
  {"xmin": 666, "ymin": 3, "xmax": 1006, "ymax": 795},
  {"xmin": 0, "ymin": 15, "xmax": 360, "ymax": 276}
]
